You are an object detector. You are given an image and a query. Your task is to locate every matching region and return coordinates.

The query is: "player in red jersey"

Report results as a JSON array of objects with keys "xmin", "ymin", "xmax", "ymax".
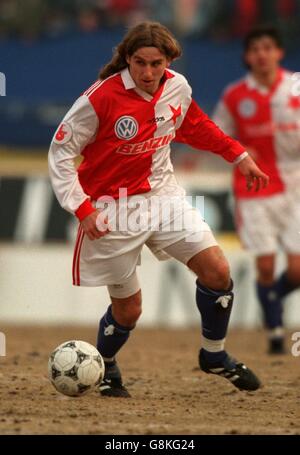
[
  {"xmin": 49, "ymin": 22, "xmax": 268, "ymax": 397},
  {"xmin": 214, "ymin": 25, "xmax": 300, "ymax": 354}
]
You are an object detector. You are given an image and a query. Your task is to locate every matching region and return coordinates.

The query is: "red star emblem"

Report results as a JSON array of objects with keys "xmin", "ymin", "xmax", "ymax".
[
  {"xmin": 288, "ymin": 96, "xmax": 300, "ymax": 110},
  {"xmin": 169, "ymin": 104, "xmax": 182, "ymax": 124}
]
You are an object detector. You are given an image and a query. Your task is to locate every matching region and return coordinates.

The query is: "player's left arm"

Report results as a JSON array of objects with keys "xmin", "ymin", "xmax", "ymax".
[{"xmin": 175, "ymin": 97, "xmax": 269, "ymax": 191}]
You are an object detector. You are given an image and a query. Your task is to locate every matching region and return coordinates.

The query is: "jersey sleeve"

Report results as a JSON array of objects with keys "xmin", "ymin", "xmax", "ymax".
[
  {"xmin": 48, "ymin": 95, "xmax": 99, "ymax": 220},
  {"xmin": 175, "ymin": 88, "xmax": 245, "ymax": 163},
  {"xmin": 212, "ymin": 98, "xmax": 237, "ymax": 137}
]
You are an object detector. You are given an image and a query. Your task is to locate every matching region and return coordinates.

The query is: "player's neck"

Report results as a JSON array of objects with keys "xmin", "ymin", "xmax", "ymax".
[{"xmin": 252, "ymin": 68, "xmax": 279, "ymax": 89}]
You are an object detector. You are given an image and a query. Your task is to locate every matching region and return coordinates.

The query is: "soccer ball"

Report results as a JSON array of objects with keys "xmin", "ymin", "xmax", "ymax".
[{"xmin": 48, "ymin": 340, "xmax": 105, "ymax": 397}]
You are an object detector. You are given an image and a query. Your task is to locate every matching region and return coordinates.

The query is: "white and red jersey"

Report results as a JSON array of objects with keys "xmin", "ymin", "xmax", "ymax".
[
  {"xmin": 213, "ymin": 68, "xmax": 300, "ymax": 199},
  {"xmin": 49, "ymin": 67, "xmax": 245, "ymax": 220}
]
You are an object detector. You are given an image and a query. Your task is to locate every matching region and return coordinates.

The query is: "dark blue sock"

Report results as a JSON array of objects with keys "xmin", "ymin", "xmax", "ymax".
[
  {"xmin": 196, "ymin": 279, "xmax": 234, "ymax": 340},
  {"xmin": 276, "ymin": 272, "xmax": 299, "ymax": 299},
  {"xmin": 196, "ymin": 280, "xmax": 234, "ymax": 363},
  {"xmin": 202, "ymin": 349, "xmax": 229, "ymax": 364},
  {"xmin": 256, "ymin": 281, "xmax": 283, "ymax": 329},
  {"xmin": 97, "ymin": 305, "xmax": 134, "ymax": 360},
  {"xmin": 196, "ymin": 280, "xmax": 233, "ymax": 340}
]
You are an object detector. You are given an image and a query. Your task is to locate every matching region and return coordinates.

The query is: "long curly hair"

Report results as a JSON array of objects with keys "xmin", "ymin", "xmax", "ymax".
[{"xmin": 99, "ymin": 21, "xmax": 182, "ymax": 80}]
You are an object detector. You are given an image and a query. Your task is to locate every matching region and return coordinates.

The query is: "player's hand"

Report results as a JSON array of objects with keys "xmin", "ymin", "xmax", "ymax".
[
  {"xmin": 237, "ymin": 155, "xmax": 269, "ymax": 192},
  {"xmin": 80, "ymin": 209, "xmax": 110, "ymax": 241}
]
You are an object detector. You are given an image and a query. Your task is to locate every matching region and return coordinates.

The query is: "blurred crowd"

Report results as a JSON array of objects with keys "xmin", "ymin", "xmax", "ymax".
[{"xmin": 0, "ymin": 0, "xmax": 300, "ymax": 46}]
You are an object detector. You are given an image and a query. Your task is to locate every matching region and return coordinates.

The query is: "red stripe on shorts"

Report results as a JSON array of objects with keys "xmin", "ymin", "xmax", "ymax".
[{"xmin": 72, "ymin": 226, "xmax": 84, "ymax": 285}]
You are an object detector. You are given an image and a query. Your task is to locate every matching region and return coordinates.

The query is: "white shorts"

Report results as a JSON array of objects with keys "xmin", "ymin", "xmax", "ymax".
[
  {"xmin": 235, "ymin": 190, "xmax": 300, "ymax": 256},
  {"xmin": 72, "ymin": 183, "xmax": 218, "ymax": 288}
]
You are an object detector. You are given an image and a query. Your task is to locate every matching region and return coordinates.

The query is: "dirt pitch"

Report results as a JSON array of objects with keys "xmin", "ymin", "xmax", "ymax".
[{"xmin": 0, "ymin": 326, "xmax": 299, "ymax": 435}]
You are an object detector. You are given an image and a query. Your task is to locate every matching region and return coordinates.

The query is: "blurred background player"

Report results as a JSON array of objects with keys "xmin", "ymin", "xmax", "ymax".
[
  {"xmin": 48, "ymin": 21, "xmax": 269, "ymax": 397},
  {"xmin": 213, "ymin": 25, "xmax": 300, "ymax": 354}
]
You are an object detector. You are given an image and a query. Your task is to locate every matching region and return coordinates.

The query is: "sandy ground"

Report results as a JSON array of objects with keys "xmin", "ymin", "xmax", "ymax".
[{"xmin": 0, "ymin": 326, "xmax": 299, "ymax": 435}]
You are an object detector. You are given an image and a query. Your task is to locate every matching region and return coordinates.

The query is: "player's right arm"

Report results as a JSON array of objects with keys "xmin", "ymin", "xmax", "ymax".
[
  {"xmin": 175, "ymin": 81, "xmax": 269, "ymax": 191},
  {"xmin": 48, "ymin": 95, "xmax": 108, "ymax": 240}
]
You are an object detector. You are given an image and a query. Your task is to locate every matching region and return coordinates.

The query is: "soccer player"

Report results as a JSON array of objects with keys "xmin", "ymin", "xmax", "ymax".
[
  {"xmin": 49, "ymin": 21, "xmax": 268, "ymax": 397},
  {"xmin": 213, "ymin": 25, "xmax": 300, "ymax": 354}
]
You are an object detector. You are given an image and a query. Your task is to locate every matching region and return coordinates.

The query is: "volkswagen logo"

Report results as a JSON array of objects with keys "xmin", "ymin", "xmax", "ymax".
[{"xmin": 115, "ymin": 116, "xmax": 139, "ymax": 140}]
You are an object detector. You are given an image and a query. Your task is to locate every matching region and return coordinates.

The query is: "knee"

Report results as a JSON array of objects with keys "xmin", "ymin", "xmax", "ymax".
[
  {"xmin": 257, "ymin": 264, "xmax": 274, "ymax": 285},
  {"xmin": 256, "ymin": 255, "xmax": 275, "ymax": 285},
  {"xmin": 111, "ymin": 291, "xmax": 142, "ymax": 327},
  {"xmin": 286, "ymin": 269, "xmax": 300, "ymax": 286},
  {"xmin": 198, "ymin": 260, "xmax": 231, "ymax": 291}
]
